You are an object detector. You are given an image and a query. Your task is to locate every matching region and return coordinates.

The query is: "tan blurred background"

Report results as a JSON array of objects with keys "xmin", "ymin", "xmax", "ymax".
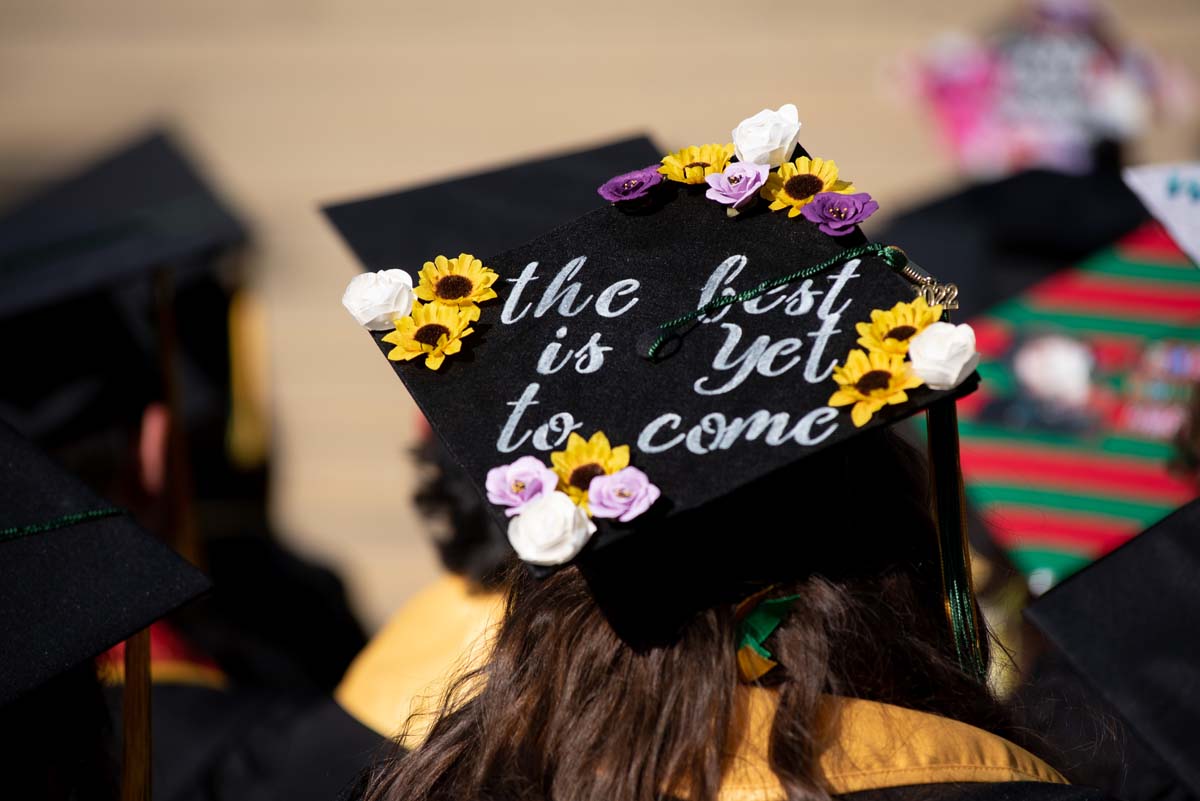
[{"xmin": 2, "ymin": 0, "xmax": 1198, "ymax": 629}]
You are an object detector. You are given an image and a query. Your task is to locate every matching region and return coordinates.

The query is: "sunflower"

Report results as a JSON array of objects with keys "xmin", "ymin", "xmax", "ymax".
[
  {"xmin": 550, "ymin": 431, "xmax": 630, "ymax": 509},
  {"xmin": 414, "ymin": 253, "xmax": 499, "ymax": 319},
  {"xmin": 759, "ymin": 156, "xmax": 855, "ymax": 217},
  {"xmin": 382, "ymin": 302, "xmax": 475, "ymax": 370},
  {"xmin": 659, "ymin": 143, "xmax": 735, "ymax": 185},
  {"xmin": 855, "ymin": 296, "xmax": 943, "ymax": 356},
  {"xmin": 828, "ymin": 349, "xmax": 924, "ymax": 428}
]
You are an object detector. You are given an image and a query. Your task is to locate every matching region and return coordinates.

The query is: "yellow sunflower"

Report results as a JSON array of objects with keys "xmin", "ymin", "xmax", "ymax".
[
  {"xmin": 759, "ymin": 156, "xmax": 855, "ymax": 217},
  {"xmin": 550, "ymin": 431, "xmax": 630, "ymax": 509},
  {"xmin": 414, "ymin": 253, "xmax": 499, "ymax": 319},
  {"xmin": 855, "ymin": 296, "xmax": 943, "ymax": 356},
  {"xmin": 382, "ymin": 302, "xmax": 475, "ymax": 370},
  {"xmin": 659, "ymin": 143, "xmax": 735, "ymax": 185},
  {"xmin": 828, "ymin": 349, "xmax": 924, "ymax": 428}
]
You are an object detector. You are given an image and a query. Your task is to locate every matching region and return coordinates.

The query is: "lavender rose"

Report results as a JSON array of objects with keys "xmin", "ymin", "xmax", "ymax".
[
  {"xmin": 486, "ymin": 455, "xmax": 558, "ymax": 516},
  {"xmin": 799, "ymin": 192, "xmax": 879, "ymax": 236},
  {"xmin": 587, "ymin": 466, "xmax": 661, "ymax": 523},
  {"xmin": 705, "ymin": 162, "xmax": 769, "ymax": 216},
  {"xmin": 597, "ymin": 166, "xmax": 664, "ymax": 203}
]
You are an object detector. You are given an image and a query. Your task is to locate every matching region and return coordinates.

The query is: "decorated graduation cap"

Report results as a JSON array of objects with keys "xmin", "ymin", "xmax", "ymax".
[
  {"xmin": 333, "ymin": 107, "xmax": 986, "ymax": 675},
  {"xmin": 0, "ymin": 130, "xmax": 246, "ymax": 447},
  {"xmin": 0, "ymin": 417, "xmax": 210, "ymax": 706},
  {"xmin": 1026, "ymin": 498, "xmax": 1200, "ymax": 796}
]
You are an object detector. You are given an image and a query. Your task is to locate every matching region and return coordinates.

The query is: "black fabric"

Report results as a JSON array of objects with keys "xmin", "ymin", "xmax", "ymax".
[
  {"xmin": 0, "ymin": 130, "xmax": 245, "ymax": 319},
  {"xmin": 105, "ymin": 686, "xmax": 385, "ymax": 801},
  {"xmin": 872, "ymin": 167, "xmax": 1149, "ymax": 320},
  {"xmin": 1026, "ymin": 498, "xmax": 1200, "ymax": 799},
  {"xmin": 358, "ymin": 186, "xmax": 974, "ymax": 562},
  {"xmin": 323, "ymin": 136, "xmax": 662, "ymax": 272},
  {"xmin": 840, "ymin": 781, "xmax": 1114, "ymax": 801},
  {"xmin": 1017, "ymin": 648, "xmax": 1197, "ymax": 801},
  {"xmin": 0, "ymin": 419, "xmax": 210, "ymax": 706}
]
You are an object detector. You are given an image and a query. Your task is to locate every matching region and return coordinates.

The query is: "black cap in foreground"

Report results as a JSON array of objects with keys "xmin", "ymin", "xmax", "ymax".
[
  {"xmin": 0, "ymin": 419, "xmax": 211, "ymax": 707},
  {"xmin": 1027, "ymin": 498, "xmax": 1200, "ymax": 797}
]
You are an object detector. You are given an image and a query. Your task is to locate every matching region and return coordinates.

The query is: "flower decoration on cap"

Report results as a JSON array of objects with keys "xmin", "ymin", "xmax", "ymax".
[
  {"xmin": 342, "ymin": 269, "xmax": 415, "ymax": 331},
  {"xmin": 732, "ymin": 104, "xmax": 802, "ymax": 168},
  {"xmin": 598, "ymin": 166, "xmax": 664, "ymax": 204},
  {"xmin": 908, "ymin": 322, "xmax": 981, "ymax": 391},
  {"xmin": 760, "ymin": 156, "xmax": 855, "ymax": 218},
  {"xmin": 659, "ymin": 143, "xmax": 735, "ymax": 185},
  {"xmin": 382, "ymin": 301, "xmax": 475, "ymax": 370},
  {"xmin": 855, "ymin": 296, "xmax": 943, "ymax": 357},
  {"xmin": 705, "ymin": 162, "xmax": 769, "ymax": 217},
  {"xmin": 486, "ymin": 456, "xmax": 559, "ymax": 517},
  {"xmin": 588, "ymin": 467, "xmax": 661, "ymax": 523},
  {"xmin": 551, "ymin": 431, "xmax": 631, "ymax": 510},
  {"xmin": 506, "ymin": 491, "xmax": 597, "ymax": 566},
  {"xmin": 800, "ymin": 192, "xmax": 879, "ymax": 236},
  {"xmin": 828, "ymin": 349, "xmax": 924, "ymax": 428},
  {"xmin": 486, "ymin": 432, "xmax": 660, "ymax": 565},
  {"xmin": 414, "ymin": 253, "xmax": 499, "ymax": 321}
]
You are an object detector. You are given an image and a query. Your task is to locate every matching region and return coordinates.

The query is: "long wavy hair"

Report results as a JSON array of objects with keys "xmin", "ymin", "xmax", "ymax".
[{"xmin": 363, "ymin": 430, "xmax": 1017, "ymax": 801}]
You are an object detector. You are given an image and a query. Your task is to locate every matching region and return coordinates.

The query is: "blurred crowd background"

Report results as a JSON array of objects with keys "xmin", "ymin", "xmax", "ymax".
[{"xmin": 2, "ymin": 0, "xmax": 1199, "ymax": 629}]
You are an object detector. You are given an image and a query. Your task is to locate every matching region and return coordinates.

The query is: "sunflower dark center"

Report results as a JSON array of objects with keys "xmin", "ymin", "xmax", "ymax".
[
  {"xmin": 855, "ymin": 370, "xmax": 893, "ymax": 393},
  {"xmin": 569, "ymin": 463, "xmax": 606, "ymax": 491},
  {"xmin": 885, "ymin": 325, "xmax": 918, "ymax": 341},
  {"xmin": 436, "ymin": 275, "xmax": 474, "ymax": 300},
  {"xmin": 784, "ymin": 174, "xmax": 825, "ymax": 201},
  {"xmin": 413, "ymin": 323, "xmax": 451, "ymax": 347},
  {"xmin": 684, "ymin": 161, "xmax": 710, "ymax": 170}
]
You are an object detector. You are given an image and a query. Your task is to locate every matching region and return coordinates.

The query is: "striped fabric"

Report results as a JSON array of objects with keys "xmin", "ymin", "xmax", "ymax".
[{"xmin": 958, "ymin": 223, "xmax": 1200, "ymax": 590}]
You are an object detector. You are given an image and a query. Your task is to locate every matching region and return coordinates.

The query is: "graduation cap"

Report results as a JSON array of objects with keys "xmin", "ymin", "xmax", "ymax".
[
  {"xmin": 1026, "ymin": 498, "xmax": 1200, "ymax": 797},
  {"xmin": 0, "ymin": 416, "xmax": 210, "ymax": 705},
  {"xmin": 331, "ymin": 109, "xmax": 986, "ymax": 672},
  {"xmin": 0, "ymin": 130, "xmax": 247, "ymax": 448}
]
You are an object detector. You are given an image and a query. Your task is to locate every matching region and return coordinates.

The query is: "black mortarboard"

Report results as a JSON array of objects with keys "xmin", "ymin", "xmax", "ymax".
[
  {"xmin": 0, "ymin": 130, "xmax": 246, "ymax": 446},
  {"xmin": 0, "ymin": 130, "xmax": 244, "ymax": 319},
  {"xmin": 0, "ymin": 418, "xmax": 210, "ymax": 707},
  {"xmin": 874, "ymin": 166, "xmax": 1148, "ymax": 320},
  {"xmin": 1026, "ymin": 498, "xmax": 1200, "ymax": 796},
  {"xmin": 329, "ymin": 121, "xmax": 985, "ymax": 668}
]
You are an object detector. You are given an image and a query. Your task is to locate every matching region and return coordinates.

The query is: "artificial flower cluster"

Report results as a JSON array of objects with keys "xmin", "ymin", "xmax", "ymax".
[
  {"xmin": 828, "ymin": 297, "xmax": 980, "ymax": 427},
  {"xmin": 597, "ymin": 104, "xmax": 879, "ymax": 231},
  {"xmin": 342, "ymin": 253, "xmax": 499, "ymax": 370},
  {"xmin": 487, "ymin": 431, "xmax": 661, "ymax": 565}
]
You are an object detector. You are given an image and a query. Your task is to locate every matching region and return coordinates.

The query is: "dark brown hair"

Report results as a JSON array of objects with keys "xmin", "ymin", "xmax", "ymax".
[{"xmin": 364, "ymin": 431, "xmax": 1015, "ymax": 801}]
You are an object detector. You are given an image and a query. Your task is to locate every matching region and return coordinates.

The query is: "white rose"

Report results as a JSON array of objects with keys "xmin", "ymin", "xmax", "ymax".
[
  {"xmin": 732, "ymin": 104, "xmax": 802, "ymax": 168},
  {"xmin": 908, "ymin": 322, "xmax": 980, "ymax": 391},
  {"xmin": 506, "ymin": 491, "xmax": 597, "ymax": 566},
  {"xmin": 342, "ymin": 269, "xmax": 414, "ymax": 331}
]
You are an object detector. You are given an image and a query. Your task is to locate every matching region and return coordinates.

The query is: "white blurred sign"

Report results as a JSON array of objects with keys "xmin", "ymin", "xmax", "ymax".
[{"xmin": 1123, "ymin": 163, "xmax": 1200, "ymax": 267}]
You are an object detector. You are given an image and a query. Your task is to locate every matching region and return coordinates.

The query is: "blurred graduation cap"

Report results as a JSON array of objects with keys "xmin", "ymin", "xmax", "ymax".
[
  {"xmin": 874, "ymin": 166, "xmax": 1148, "ymax": 320},
  {"xmin": 0, "ymin": 130, "xmax": 247, "ymax": 448},
  {"xmin": 1124, "ymin": 162, "xmax": 1200, "ymax": 267},
  {"xmin": 0, "ymin": 417, "xmax": 211, "ymax": 706},
  {"xmin": 1026, "ymin": 498, "xmax": 1200, "ymax": 797},
  {"xmin": 330, "ymin": 117, "xmax": 987, "ymax": 672}
]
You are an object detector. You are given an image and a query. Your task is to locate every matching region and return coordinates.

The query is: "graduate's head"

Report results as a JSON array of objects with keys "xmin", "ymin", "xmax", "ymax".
[{"xmin": 336, "ymin": 105, "xmax": 992, "ymax": 801}]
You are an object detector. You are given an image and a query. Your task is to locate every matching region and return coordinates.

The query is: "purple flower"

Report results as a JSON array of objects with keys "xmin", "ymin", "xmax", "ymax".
[
  {"xmin": 704, "ymin": 162, "xmax": 769, "ymax": 212},
  {"xmin": 587, "ymin": 467, "xmax": 661, "ymax": 523},
  {"xmin": 598, "ymin": 166, "xmax": 664, "ymax": 203},
  {"xmin": 800, "ymin": 192, "xmax": 879, "ymax": 236},
  {"xmin": 486, "ymin": 456, "xmax": 558, "ymax": 517}
]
